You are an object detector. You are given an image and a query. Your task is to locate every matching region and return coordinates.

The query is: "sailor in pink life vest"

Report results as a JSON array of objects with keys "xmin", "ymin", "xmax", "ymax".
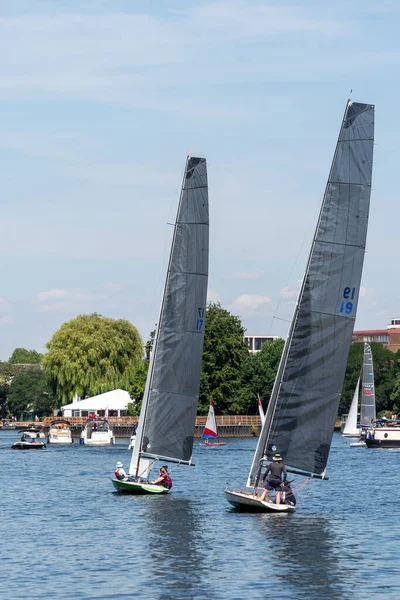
[
  {"xmin": 151, "ymin": 466, "xmax": 172, "ymax": 489},
  {"xmin": 114, "ymin": 461, "xmax": 128, "ymax": 481}
]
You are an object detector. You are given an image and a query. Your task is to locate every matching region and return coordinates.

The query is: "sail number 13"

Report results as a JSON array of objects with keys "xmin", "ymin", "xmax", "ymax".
[
  {"xmin": 196, "ymin": 307, "xmax": 205, "ymax": 330},
  {"xmin": 339, "ymin": 287, "xmax": 356, "ymax": 315}
]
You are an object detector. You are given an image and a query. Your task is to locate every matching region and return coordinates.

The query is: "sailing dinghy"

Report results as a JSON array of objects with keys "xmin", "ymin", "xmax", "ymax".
[
  {"xmin": 112, "ymin": 156, "xmax": 209, "ymax": 494},
  {"xmin": 225, "ymin": 100, "xmax": 375, "ymax": 512},
  {"xmin": 346, "ymin": 342, "xmax": 376, "ymax": 445},
  {"xmin": 200, "ymin": 399, "xmax": 227, "ymax": 446},
  {"xmin": 342, "ymin": 377, "xmax": 361, "ymax": 437}
]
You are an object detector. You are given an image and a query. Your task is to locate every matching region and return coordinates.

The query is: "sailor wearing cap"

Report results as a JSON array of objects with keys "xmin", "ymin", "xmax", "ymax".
[
  {"xmin": 114, "ymin": 461, "xmax": 128, "ymax": 481},
  {"xmin": 259, "ymin": 453, "xmax": 287, "ymax": 505}
]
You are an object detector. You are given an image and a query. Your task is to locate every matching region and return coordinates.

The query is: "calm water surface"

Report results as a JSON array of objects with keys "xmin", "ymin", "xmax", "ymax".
[{"xmin": 1, "ymin": 432, "xmax": 399, "ymax": 599}]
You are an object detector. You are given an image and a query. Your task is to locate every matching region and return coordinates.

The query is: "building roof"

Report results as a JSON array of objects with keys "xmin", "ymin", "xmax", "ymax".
[
  {"xmin": 354, "ymin": 329, "xmax": 400, "ymax": 336},
  {"xmin": 62, "ymin": 389, "xmax": 131, "ymax": 411}
]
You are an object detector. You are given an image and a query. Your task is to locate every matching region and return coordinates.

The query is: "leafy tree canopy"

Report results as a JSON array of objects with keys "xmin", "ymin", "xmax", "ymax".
[
  {"xmin": 7, "ymin": 370, "xmax": 56, "ymax": 418},
  {"xmin": 8, "ymin": 348, "xmax": 43, "ymax": 364},
  {"xmin": 42, "ymin": 313, "xmax": 143, "ymax": 405},
  {"xmin": 127, "ymin": 358, "xmax": 149, "ymax": 415},
  {"xmin": 199, "ymin": 302, "xmax": 249, "ymax": 414},
  {"xmin": 233, "ymin": 338, "xmax": 285, "ymax": 414}
]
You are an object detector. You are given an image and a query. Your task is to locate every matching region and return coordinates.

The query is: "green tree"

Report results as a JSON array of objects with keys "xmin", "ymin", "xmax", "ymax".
[
  {"xmin": 233, "ymin": 338, "xmax": 285, "ymax": 414},
  {"xmin": 199, "ymin": 302, "xmax": 249, "ymax": 414},
  {"xmin": 8, "ymin": 348, "xmax": 43, "ymax": 364},
  {"xmin": 7, "ymin": 370, "xmax": 56, "ymax": 418},
  {"xmin": 127, "ymin": 358, "xmax": 150, "ymax": 415},
  {"xmin": 42, "ymin": 313, "xmax": 143, "ymax": 404}
]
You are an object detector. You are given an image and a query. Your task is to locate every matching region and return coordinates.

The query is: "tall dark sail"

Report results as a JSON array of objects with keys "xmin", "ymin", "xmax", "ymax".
[
  {"xmin": 248, "ymin": 101, "xmax": 374, "ymax": 483},
  {"xmin": 130, "ymin": 157, "xmax": 209, "ymax": 472},
  {"xmin": 360, "ymin": 343, "xmax": 376, "ymax": 427}
]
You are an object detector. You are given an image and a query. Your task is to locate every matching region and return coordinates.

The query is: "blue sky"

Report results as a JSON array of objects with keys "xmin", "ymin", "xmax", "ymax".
[{"xmin": 1, "ymin": 0, "xmax": 399, "ymax": 360}]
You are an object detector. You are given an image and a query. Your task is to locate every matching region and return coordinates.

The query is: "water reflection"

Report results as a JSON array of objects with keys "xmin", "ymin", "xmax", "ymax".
[
  {"xmin": 145, "ymin": 496, "xmax": 206, "ymax": 598},
  {"xmin": 259, "ymin": 515, "xmax": 344, "ymax": 599}
]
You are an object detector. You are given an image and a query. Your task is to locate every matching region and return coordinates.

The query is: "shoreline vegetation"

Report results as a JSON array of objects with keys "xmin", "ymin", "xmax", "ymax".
[{"xmin": 1, "ymin": 304, "xmax": 399, "ymax": 422}]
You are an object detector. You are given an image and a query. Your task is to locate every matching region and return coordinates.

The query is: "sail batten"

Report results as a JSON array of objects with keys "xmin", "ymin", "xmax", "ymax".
[
  {"xmin": 130, "ymin": 157, "xmax": 209, "ymax": 475},
  {"xmin": 247, "ymin": 101, "xmax": 374, "ymax": 485}
]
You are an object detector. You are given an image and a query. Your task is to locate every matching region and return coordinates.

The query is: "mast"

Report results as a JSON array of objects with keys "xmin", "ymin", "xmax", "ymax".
[
  {"xmin": 130, "ymin": 156, "xmax": 209, "ymax": 475},
  {"xmin": 247, "ymin": 100, "xmax": 374, "ymax": 485}
]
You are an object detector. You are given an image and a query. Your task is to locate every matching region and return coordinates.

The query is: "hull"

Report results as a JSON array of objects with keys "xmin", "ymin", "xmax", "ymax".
[
  {"xmin": 11, "ymin": 442, "xmax": 46, "ymax": 450},
  {"xmin": 111, "ymin": 479, "xmax": 170, "ymax": 494},
  {"xmin": 48, "ymin": 438, "xmax": 73, "ymax": 444},
  {"xmin": 364, "ymin": 427, "xmax": 400, "ymax": 449},
  {"xmin": 349, "ymin": 441, "xmax": 367, "ymax": 448},
  {"xmin": 200, "ymin": 442, "xmax": 227, "ymax": 447},
  {"xmin": 224, "ymin": 489, "xmax": 295, "ymax": 513},
  {"xmin": 365, "ymin": 439, "xmax": 400, "ymax": 448},
  {"xmin": 342, "ymin": 432, "xmax": 360, "ymax": 438}
]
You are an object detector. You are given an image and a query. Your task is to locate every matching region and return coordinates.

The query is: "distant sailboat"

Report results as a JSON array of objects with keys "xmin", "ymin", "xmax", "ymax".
[
  {"xmin": 350, "ymin": 342, "xmax": 377, "ymax": 447},
  {"xmin": 258, "ymin": 394, "xmax": 265, "ymax": 426},
  {"xmin": 112, "ymin": 156, "xmax": 209, "ymax": 493},
  {"xmin": 342, "ymin": 377, "xmax": 361, "ymax": 437},
  {"xmin": 360, "ymin": 343, "xmax": 376, "ymax": 427},
  {"xmin": 225, "ymin": 100, "xmax": 375, "ymax": 512},
  {"xmin": 344, "ymin": 342, "xmax": 376, "ymax": 439},
  {"xmin": 200, "ymin": 399, "xmax": 227, "ymax": 447}
]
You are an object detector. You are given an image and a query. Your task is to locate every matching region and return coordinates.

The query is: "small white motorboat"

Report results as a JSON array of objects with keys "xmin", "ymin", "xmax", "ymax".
[
  {"xmin": 80, "ymin": 418, "xmax": 115, "ymax": 446},
  {"xmin": 11, "ymin": 428, "xmax": 47, "ymax": 450},
  {"xmin": 48, "ymin": 420, "xmax": 73, "ymax": 444}
]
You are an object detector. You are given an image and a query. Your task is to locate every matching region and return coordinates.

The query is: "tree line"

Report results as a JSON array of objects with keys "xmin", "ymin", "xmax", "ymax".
[{"xmin": 2, "ymin": 304, "xmax": 400, "ymax": 420}]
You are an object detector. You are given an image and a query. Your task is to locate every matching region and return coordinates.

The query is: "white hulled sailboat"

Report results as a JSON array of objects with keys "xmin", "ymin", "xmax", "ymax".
[{"xmin": 225, "ymin": 100, "xmax": 375, "ymax": 512}]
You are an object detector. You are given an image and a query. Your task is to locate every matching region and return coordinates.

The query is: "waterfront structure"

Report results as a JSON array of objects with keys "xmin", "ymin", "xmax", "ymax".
[
  {"xmin": 61, "ymin": 389, "xmax": 131, "ymax": 417},
  {"xmin": 353, "ymin": 318, "xmax": 400, "ymax": 352},
  {"xmin": 244, "ymin": 335, "xmax": 279, "ymax": 353}
]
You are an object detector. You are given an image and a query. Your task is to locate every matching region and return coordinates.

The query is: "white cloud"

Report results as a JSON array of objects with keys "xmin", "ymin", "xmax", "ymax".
[
  {"xmin": 0, "ymin": 315, "xmax": 14, "ymax": 325},
  {"xmin": 230, "ymin": 294, "xmax": 270, "ymax": 317},
  {"xmin": 207, "ymin": 289, "xmax": 221, "ymax": 303},
  {"xmin": 359, "ymin": 286, "xmax": 374, "ymax": 298},
  {"xmin": 280, "ymin": 281, "xmax": 301, "ymax": 299},
  {"xmin": 35, "ymin": 288, "xmax": 69, "ymax": 303},
  {"xmin": 34, "ymin": 284, "xmax": 126, "ymax": 313}
]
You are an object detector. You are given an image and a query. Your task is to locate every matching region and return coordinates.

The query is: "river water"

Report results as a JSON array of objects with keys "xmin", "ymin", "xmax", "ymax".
[{"xmin": 1, "ymin": 431, "xmax": 399, "ymax": 599}]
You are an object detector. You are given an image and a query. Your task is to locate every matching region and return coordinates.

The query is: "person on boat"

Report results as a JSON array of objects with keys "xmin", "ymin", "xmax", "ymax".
[
  {"xmin": 114, "ymin": 461, "xmax": 128, "ymax": 481},
  {"xmin": 259, "ymin": 453, "xmax": 287, "ymax": 504},
  {"xmin": 281, "ymin": 480, "xmax": 297, "ymax": 507},
  {"xmin": 151, "ymin": 466, "xmax": 172, "ymax": 489}
]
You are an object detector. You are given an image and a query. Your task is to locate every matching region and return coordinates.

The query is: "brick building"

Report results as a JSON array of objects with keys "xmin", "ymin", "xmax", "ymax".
[{"xmin": 353, "ymin": 318, "xmax": 400, "ymax": 353}]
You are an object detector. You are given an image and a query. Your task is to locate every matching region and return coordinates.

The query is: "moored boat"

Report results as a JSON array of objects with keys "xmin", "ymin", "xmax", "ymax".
[
  {"xmin": 112, "ymin": 156, "xmax": 209, "ymax": 494},
  {"xmin": 225, "ymin": 100, "xmax": 375, "ymax": 512},
  {"xmin": 11, "ymin": 428, "xmax": 47, "ymax": 450},
  {"xmin": 80, "ymin": 418, "xmax": 115, "ymax": 446},
  {"xmin": 364, "ymin": 419, "xmax": 400, "ymax": 448},
  {"xmin": 48, "ymin": 419, "xmax": 73, "ymax": 444}
]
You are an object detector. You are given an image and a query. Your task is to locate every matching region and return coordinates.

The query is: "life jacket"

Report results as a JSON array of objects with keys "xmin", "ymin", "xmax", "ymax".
[
  {"xmin": 162, "ymin": 474, "xmax": 172, "ymax": 489},
  {"xmin": 114, "ymin": 469, "xmax": 125, "ymax": 481}
]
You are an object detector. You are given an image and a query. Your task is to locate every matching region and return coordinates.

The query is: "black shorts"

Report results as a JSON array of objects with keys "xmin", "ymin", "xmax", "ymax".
[{"xmin": 264, "ymin": 479, "xmax": 282, "ymax": 491}]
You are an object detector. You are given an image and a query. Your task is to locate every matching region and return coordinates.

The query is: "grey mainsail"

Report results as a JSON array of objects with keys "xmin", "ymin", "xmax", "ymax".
[
  {"xmin": 360, "ymin": 342, "xmax": 376, "ymax": 427},
  {"xmin": 248, "ymin": 101, "xmax": 374, "ymax": 484},
  {"xmin": 130, "ymin": 157, "xmax": 209, "ymax": 474}
]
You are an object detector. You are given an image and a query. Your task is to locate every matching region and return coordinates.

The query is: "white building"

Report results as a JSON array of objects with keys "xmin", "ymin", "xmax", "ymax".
[
  {"xmin": 61, "ymin": 389, "xmax": 131, "ymax": 418},
  {"xmin": 244, "ymin": 335, "xmax": 280, "ymax": 353}
]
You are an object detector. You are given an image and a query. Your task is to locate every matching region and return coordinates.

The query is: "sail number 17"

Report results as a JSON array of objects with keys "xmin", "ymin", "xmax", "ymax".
[
  {"xmin": 196, "ymin": 307, "xmax": 205, "ymax": 330},
  {"xmin": 339, "ymin": 287, "xmax": 356, "ymax": 315}
]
